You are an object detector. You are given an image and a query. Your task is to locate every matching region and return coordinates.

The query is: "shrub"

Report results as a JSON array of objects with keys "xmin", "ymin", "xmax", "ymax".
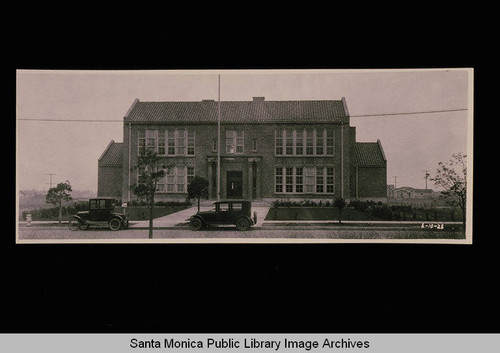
[
  {"xmin": 348, "ymin": 200, "xmax": 376, "ymax": 212},
  {"xmin": 154, "ymin": 200, "xmax": 191, "ymax": 207}
]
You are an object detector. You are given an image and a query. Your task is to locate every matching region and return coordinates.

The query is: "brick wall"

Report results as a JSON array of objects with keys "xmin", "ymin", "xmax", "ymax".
[
  {"xmin": 355, "ymin": 167, "xmax": 387, "ymax": 201},
  {"xmin": 119, "ymin": 122, "xmax": 382, "ymax": 202},
  {"xmin": 98, "ymin": 165, "xmax": 123, "ymax": 199}
]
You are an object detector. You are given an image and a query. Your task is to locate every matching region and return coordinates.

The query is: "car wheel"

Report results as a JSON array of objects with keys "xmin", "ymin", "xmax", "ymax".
[
  {"xmin": 235, "ymin": 217, "xmax": 250, "ymax": 231},
  {"xmin": 109, "ymin": 218, "xmax": 122, "ymax": 231},
  {"xmin": 68, "ymin": 218, "xmax": 80, "ymax": 231},
  {"xmin": 79, "ymin": 223, "xmax": 89, "ymax": 230},
  {"xmin": 189, "ymin": 217, "xmax": 203, "ymax": 231}
]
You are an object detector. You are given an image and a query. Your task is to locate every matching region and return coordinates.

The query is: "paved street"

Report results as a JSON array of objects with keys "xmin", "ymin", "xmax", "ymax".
[{"xmin": 17, "ymin": 224, "xmax": 465, "ymax": 242}]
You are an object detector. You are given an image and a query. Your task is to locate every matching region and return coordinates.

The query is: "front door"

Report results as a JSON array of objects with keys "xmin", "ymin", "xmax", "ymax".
[{"xmin": 226, "ymin": 171, "xmax": 243, "ymax": 199}]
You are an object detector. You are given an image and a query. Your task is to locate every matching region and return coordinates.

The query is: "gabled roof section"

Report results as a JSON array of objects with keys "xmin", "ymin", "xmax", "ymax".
[
  {"xmin": 353, "ymin": 140, "xmax": 387, "ymax": 167},
  {"xmin": 98, "ymin": 140, "xmax": 123, "ymax": 167},
  {"xmin": 124, "ymin": 98, "xmax": 349, "ymax": 124}
]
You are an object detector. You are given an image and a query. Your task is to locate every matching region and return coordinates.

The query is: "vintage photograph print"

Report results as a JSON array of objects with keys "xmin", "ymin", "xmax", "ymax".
[{"xmin": 16, "ymin": 69, "xmax": 473, "ymax": 244}]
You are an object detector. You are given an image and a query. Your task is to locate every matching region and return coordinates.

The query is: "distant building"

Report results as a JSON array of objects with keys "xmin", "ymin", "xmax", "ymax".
[
  {"xmin": 393, "ymin": 186, "xmax": 435, "ymax": 199},
  {"xmin": 98, "ymin": 97, "xmax": 387, "ymax": 202}
]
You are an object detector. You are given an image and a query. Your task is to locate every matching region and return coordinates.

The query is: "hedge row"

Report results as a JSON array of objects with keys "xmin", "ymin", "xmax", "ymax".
[
  {"xmin": 270, "ymin": 199, "xmax": 463, "ymax": 222},
  {"xmin": 21, "ymin": 200, "xmax": 192, "ymax": 221}
]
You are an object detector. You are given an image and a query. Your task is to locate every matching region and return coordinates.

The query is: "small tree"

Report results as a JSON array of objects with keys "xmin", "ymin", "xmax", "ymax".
[
  {"xmin": 431, "ymin": 153, "xmax": 467, "ymax": 228},
  {"xmin": 334, "ymin": 197, "xmax": 347, "ymax": 224},
  {"xmin": 187, "ymin": 176, "xmax": 209, "ymax": 212},
  {"xmin": 46, "ymin": 180, "xmax": 72, "ymax": 224},
  {"xmin": 132, "ymin": 149, "xmax": 168, "ymax": 239}
]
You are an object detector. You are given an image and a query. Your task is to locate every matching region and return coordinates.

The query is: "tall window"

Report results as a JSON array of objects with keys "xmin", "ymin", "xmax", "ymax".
[
  {"xmin": 326, "ymin": 130, "xmax": 334, "ymax": 155},
  {"xmin": 316, "ymin": 167, "xmax": 324, "ymax": 193},
  {"xmin": 316, "ymin": 131, "xmax": 324, "ymax": 155},
  {"xmin": 156, "ymin": 176, "xmax": 165, "ymax": 192},
  {"xmin": 166, "ymin": 167, "xmax": 175, "ymax": 192},
  {"xmin": 138, "ymin": 130, "xmax": 146, "ymax": 154},
  {"xmin": 275, "ymin": 167, "xmax": 283, "ymax": 193},
  {"xmin": 305, "ymin": 167, "xmax": 315, "ymax": 193},
  {"xmin": 176, "ymin": 129, "xmax": 186, "ymax": 155},
  {"xmin": 275, "ymin": 130, "xmax": 283, "ymax": 155},
  {"xmin": 306, "ymin": 131, "xmax": 314, "ymax": 155},
  {"xmin": 138, "ymin": 130, "xmax": 157, "ymax": 153},
  {"xmin": 157, "ymin": 130, "xmax": 166, "ymax": 155},
  {"xmin": 187, "ymin": 167, "xmax": 195, "ymax": 185},
  {"xmin": 295, "ymin": 167, "xmax": 303, "ymax": 193},
  {"xmin": 187, "ymin": 131, "xmax": 195, "ymax": 155},
  {"xmin": 146, "ymin": 130, "xmax": 156, "ymax": 151},
  {"xmin": 176, "ymin": 167, "xmax": 185, "ymax": 192},
  {"xmin": 285, "ymin": 130, "xmax": 294, "ymax": 155},
  {"xmin": 326, "ymin": 167, "xmax": 334, "ymax": 193},
  {"xmin": 162, "ymin": 166, "xmax": 194, "ymax": 193},
  {"xmin": 295, "ymin": 131, "xmax": 304, "ymax": 155},
  {"xmin": 167, "ymin": 130, "xmax": 176, "ymax": 155},
  {"xmin": 285, "ymin": 167, "xmax": 294, "ymax": 193},
  {"xmin": 226, "ymin": 130, "xmax": 244, "ymax": 154}
]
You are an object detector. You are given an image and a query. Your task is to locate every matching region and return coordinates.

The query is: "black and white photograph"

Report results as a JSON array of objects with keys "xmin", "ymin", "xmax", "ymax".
[{"xmin": 16, "ymin": 69, "xmax": 473, "ymax": 244}]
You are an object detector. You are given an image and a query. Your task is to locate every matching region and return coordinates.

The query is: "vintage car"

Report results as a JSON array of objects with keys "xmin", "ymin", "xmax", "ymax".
[
  {"xmin": 189, "ymin": 200, "xmax": 257, "ymax": 231},
  {"xmin": 68, "ymin": 197, "xmax": 129, "ymax": 231}
]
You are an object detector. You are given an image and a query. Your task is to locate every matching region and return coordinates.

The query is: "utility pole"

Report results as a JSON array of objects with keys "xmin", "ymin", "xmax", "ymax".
[
  {"xmin": 393, "ymin": 175, "xmax": 397, "ymax": 189},
  {"xmin": 45, "ymin": 173, "xmax": 56, "ymax": 189},
  {"xmin": 423, "ymin": 170, "xmax": 430, "ymax": 189},
  {"xmin": 216, "ymin": 74, "xmax": 221, "ymax": 202}
]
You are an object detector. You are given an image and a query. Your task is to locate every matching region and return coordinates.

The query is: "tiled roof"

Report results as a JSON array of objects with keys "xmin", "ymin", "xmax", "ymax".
[
  {"xmin": 124, "ymin": 99, "xmax": 348, "ymax": 124},
  {"xmin": 98, "ymin": 141, "xmax": 123, "ymax": 166},
  {"xmin": 353, "ymin": 141, "xmax": 386, "ymax": 167}
]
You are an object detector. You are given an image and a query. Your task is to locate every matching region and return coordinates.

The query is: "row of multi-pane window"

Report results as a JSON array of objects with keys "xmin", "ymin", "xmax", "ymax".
[
  {"xmin": 138, "ymin": 165, "xmax": 195, "ymax": 193},
  {"xmin": 275, "ymin": 166, "xmax": 334, "ymax": 194},
  {"xmin": 138, "ymin": 129, "xmax": 195, "ymax": 156},
  {"xmin": 138, "ymin": 129, "xmax": 248, "ymax": 156},
  {"xmin": 138, "ymin": 128, "xmax": 334, "ymax": 157},
  {"xmin": 275, "ymin": 129, "xmax": 334, "ymax": 156}
]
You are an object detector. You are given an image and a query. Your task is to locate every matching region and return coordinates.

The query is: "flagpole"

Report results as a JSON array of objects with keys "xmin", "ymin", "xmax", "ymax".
[{"xmin": 216, "ymin": 74, "xmax": 221, "ymax": 201}]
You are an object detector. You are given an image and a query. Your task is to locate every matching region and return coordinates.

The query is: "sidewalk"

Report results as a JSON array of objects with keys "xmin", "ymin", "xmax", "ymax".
[
  {"xmin": 129, "ymin": 206, "xmax": 208, "ymax": 228},
  {"xmin": 18, "ymin": 204, "xmax": 463, "ymax": 230}
]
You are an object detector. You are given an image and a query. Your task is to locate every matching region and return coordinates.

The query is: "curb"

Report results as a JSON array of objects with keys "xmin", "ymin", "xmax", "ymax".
[{"xmin": 19, "ymin": 220, "xmax": 463, "ymax": 229}]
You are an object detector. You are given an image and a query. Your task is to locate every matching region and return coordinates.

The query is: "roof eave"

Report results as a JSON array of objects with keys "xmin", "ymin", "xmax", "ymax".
[{"xmin": 98, "ymin": 140, "xmax": 115, "ymax": 162}]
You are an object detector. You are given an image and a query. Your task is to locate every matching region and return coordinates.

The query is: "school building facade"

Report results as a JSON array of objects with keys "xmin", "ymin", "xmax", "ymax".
[{"xmin": 97, "ymin": 97, "xmax": 387, "ymax": 203}]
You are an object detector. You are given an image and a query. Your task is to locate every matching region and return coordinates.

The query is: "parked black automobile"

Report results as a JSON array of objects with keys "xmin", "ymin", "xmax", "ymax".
[
  {"xmin": 68, "ymin": 198, "xmax": 128, "ymax": 231},
  {"xmin": 189, "ymin": 200, "xmax": 257, "ymax": 231}
]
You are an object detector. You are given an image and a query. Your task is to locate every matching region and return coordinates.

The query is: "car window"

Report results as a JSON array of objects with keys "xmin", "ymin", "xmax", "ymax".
[
  {"xmin": 99, "ymin": 200, "xmax": 107, "ymax": 209},
  {"xmin": 218, "ymin": 203, "xmax": 230, "ymax": 211},
  {"xmin": 232, "ymin": 203, "xmax": 243, "ymax": 211}
]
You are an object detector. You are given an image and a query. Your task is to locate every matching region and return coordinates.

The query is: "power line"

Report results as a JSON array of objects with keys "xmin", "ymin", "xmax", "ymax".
[
  {"xmin": 18, "ymin": 118, "xmax": 122, "ymax": 122},
  {"xmin": 17, "ymin": 107, "xmax": 469, "ymax": 123},
  {"xmin": 350, "ymin": 108, "xmax": 468, "ymax": 118}
]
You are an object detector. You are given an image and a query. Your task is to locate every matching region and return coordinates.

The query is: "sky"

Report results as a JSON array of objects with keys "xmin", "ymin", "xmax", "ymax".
[{"xmin": 16, "ymin": 69, "xmax": 472, "ymax": 192}]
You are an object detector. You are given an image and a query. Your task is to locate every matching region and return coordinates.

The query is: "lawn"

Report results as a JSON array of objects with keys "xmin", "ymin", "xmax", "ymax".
[{"xmin": 21, "ymin": 205, "xmax": 191, "ymax": 222}]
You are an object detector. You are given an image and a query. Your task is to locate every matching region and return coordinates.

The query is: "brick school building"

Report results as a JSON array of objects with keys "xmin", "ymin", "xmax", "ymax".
[{"xmin": 98, "ymin": 97, "xmax": 387, "ymax": 203}]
